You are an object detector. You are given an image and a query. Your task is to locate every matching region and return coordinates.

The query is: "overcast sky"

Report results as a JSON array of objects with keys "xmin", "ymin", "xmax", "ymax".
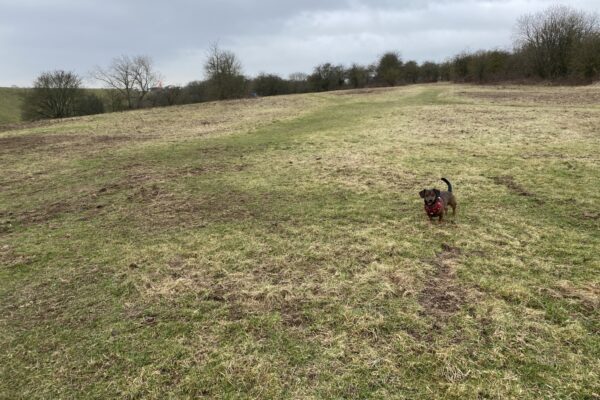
[{"xmin": 0, "ymin": 0, "xmax": 597, "ymax": 87}]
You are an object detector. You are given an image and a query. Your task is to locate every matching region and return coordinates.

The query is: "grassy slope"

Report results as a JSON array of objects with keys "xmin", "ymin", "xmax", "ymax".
[
  {"xmin": 0, "ymin": 87, "xmax": 28, "ymax": 124},
  {"xmin": 0, "ymin": 85, "xmax": 598, "ymax": 399}
]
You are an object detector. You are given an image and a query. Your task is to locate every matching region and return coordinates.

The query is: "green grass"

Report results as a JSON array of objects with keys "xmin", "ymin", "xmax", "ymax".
[
  {"xmin": 0, "ymin": 87, "xmax": 28, "ymax": 124},
  {"xmin": 1, "ymin": 85, "xmax": 599, "ymax": 399}
]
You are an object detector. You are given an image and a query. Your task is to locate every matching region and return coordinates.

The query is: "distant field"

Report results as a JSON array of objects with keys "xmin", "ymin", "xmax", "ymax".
[
  {"xmin": 0, "ymin": 84, "xmax": 598, "ymax": 399},
  {"xmin": 0, "ymin": 87, "xmax": 28, "ymax": 124}
]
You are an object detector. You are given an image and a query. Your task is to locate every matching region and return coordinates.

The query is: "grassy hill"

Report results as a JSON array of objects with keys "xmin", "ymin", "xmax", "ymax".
[
  {"xmin": 1, "ymin": 85, "xmax": 598, "ymax": 399},
  {"xmin": 0, "ymin": 87, "xmax": 28, "ymax": 124}
]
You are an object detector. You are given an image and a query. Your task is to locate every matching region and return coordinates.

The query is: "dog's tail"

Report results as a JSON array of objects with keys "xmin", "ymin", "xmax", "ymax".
[{"xmin": 441, "ymin": 178, "xmax": 453, "ymax": 192}]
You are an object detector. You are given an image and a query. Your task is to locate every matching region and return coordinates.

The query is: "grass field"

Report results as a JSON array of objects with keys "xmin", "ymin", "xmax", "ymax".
[
  {"xmin": 0, "ymin": 87, "xmax": 28, "ymax": 124},
  {"xmin": 1, "ymin": 84, "xmax": 599, "ymax": 399}
]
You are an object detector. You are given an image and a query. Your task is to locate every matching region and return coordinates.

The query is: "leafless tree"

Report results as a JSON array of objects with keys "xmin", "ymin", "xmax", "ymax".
[
  {"xmin": 515, "ymin": 5, "xmax": 599, "ymax": 79},
  {"xmin": 204, "ymin": 43, "xmax": 246, "ymax": 100},
  {"xmin": 288, "ymin": 72, "xmax": 308, "ymax": 82},
  {"xmin": 93, "ymin": 55, "xmax": 161, "ymax": 109},
  {"xmin": 21, "ymin": 70, "xmax": 82, "ymax": 120}
]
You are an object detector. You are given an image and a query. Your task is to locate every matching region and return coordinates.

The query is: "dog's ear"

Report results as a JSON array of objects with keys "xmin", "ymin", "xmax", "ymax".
[
  {"xmin": 434, "ymin": 189, "xmax": 441, "ymax": 197},
  {"xmin": 419, "ymin": 189, "xmax": 426, "ymax": 198}
]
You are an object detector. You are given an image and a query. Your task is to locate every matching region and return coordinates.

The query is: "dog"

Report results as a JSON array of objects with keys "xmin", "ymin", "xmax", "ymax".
[{"xmin": 419, "ymin": 178, "xmax": 457, "ymax": 222}]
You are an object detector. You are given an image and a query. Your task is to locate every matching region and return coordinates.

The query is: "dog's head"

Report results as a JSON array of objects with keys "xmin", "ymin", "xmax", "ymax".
[{"xmin": 419, "ymin": 188, "xmax": 441, "ymax": 205}]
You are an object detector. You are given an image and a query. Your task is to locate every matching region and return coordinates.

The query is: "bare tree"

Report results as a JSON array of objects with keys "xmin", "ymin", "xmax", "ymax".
[
  {"xmin": 204, "ymin": 43, "xmax": 246, "ymax": 100},
  {"xmin": 21, "ymin": 70, "xmax": 83, "ymax": 120},
  {"xmin": 515, "ymin": 5, "xmax": 599, "ymax": 79},
  {"xmin": 93, "ymin": 55, "xmax": 161, "ymax": 109}
]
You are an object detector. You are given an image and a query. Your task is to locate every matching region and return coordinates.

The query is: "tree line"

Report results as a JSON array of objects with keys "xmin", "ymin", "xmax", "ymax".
[{"xmin": 21, "ymin": 5, "xmax": 600, "ymax": 121}]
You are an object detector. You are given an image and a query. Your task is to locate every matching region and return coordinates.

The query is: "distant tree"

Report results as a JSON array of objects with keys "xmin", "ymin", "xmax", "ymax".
[
  {"xmin": 439, "ymin": 62, "xmax": 452, "ymax": 81},
  {"xmin": 451, "ymin": 52, "xmax": 471, "ymax": 82},
  {"xmin": 308, "ymin": 63, "xmax": 346, "ymax": 92},
  {"xmin": 164, "ymin": 86, "xmax": 182, "ymax": 106},
  {"xmin": 181, "ymin": 81, "xmax": 210, "ymax": 104},
  {"xmin": 92, "ymin": 55, "xmax": 161, "ymax": 109},
  {"xmin": 571, "ymin": 32, "xmax": 600, "ymax": 81},
  {"xmin": 419, "ymin": 61, "xmax": 440, "ymax": 82},
  {"xmin": 376, "ymin": 52, "xmax": 403, "ymax": 86},
  {"xmin": 288, "ymin": 72, "xmax": 310, "ymax": 93},
  {"xmin": 204, "ymin": 43, "xmax": 247, "ymax": 100},
  {"xmin": 515, "ymin": 5, "xmax": 599, "ymax": 79},
  {"xmin": 449, "ymin": 50, "xmax": 514, "ymax": 83},
  {"xmin": 403, "ymin": 60, "xmax": 419, "ymax": 83},
  {"xmin": 288, "ymin": 72, "xmax": 308, "ymax": 82},
  {"xmin": 346, "ymin": 63, "xmax": 372, "ymax": 88},
  {"xmin": 478, "ymin": 50, "xmax": 512, "ymax": 82},
  {"xmin": 252, "ymin": 73, "xmax": 289, "ymax": 96},
  {"xmin": 21, "ymin": 70, "xmax": 83, "ymax": 120},
  {"xmin": 148, "ymin": 85, "xmax": 183, "ymax": 107},
  {"xmin": 76, "ymin": 92, "xmax": 105, "ymax": 116}
]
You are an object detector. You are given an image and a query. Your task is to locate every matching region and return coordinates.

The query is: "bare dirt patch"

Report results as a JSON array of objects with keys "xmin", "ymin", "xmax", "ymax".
[{"xmin": 419, "ymin": 244, "xmax": 466, "ymax": 319}]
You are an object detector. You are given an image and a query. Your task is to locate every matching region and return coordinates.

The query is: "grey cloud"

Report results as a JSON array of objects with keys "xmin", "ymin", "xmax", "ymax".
[{"xmin": 0, "ymin": 0, "xmax": 597, "ymax": 86}]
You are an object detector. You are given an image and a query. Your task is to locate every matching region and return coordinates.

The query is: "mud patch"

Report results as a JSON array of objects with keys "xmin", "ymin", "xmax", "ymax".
[{"xmin": 419, "ymin": 244, "xmax": 466, "ymax": 319}]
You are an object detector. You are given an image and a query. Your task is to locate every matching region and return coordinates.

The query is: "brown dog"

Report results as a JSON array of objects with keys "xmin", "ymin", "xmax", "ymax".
[{"xmin": 419, "ymin": 178, "xmax": 457, "ymax": 222}]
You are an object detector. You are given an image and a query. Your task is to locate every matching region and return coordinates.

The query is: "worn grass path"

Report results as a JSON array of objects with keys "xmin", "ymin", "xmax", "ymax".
[{"xmin": 1, "ymin": 84, "xmax": 599, "ymax": 399}]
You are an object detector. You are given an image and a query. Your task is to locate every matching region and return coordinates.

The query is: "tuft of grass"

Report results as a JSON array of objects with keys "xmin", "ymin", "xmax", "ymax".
[{"xmin": 1, "ymin": 84, "xmax": 599, "ymax": 399}]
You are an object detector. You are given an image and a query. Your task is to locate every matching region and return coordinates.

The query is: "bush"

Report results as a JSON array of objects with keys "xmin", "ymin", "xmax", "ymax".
[
  {"xmin": 76, "ymin": 93, "xmax": 105, "ymax": 116},
  {"xmin": 252, "ymin": 74, "xmax": 290, "ymax": 96}
]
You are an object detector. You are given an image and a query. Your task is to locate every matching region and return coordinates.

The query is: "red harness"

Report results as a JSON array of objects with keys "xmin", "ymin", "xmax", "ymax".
[{"xmin": 424, "ymin": 197, "xmax": 443, "ymax": 217}]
